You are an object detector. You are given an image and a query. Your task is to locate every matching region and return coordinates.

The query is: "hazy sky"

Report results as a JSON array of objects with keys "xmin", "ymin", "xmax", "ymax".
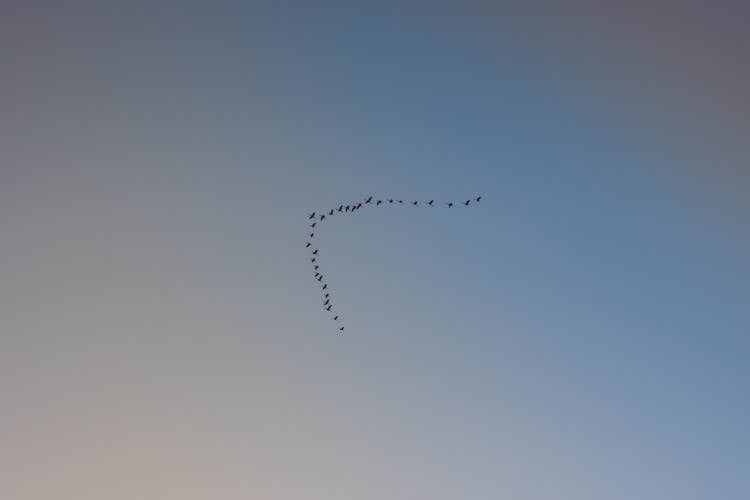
[{"xmin": 2, "ymin": 2, "xmax": 748, "ymax": 499}]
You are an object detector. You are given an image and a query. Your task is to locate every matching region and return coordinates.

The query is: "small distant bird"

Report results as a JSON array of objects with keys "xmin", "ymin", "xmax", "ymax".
[
  {"xmin": 427, "ymin": 200, "xmax": 434, "ymax": 206},
  {"xmin": 398, "ymin": 200, "xmax": 403, "ymax": 204},
  {"xmin": 329, "ymin": 209, "xmax": 334, "ymax": 216},
  {"xmin": 325, "ymin": 305, "xmax": 332, "ymax": 311},
  {"xmin": 306, "ymin": 242, "xmax": 311, "ymax": 248},
  {"xmin": 314, "ymin": 272, "xmax": 320, "ymax": 277},
  {"xmin": 376, "ymin": 200, "xmax": 382, "ymax": 205},
  {"xmin": 317, "ymin": 276, "xmax": 323, "ymax": 282},
  {"xmin": 365, "ymin": 196, "xmax": 373, "ymax": 204},
  {"xmin": 447, "ymin": 202, "xmax": 453, "ymax": 207},
  {"xmin": 311, "ymin": 258, "xmax": 316, "ymax": 263},
  {"xmin": 309, "ymin": 233, "xmax": 314, "ymax": 238},
  {"xmin": 320, "ymin": 214, "xmax": 325, "ymax": 221},
  {"xmin": 388, "ymin": 199, "xmax": 394, "ymax": 203},
  {"xmin": 308, "ymin": 212, "xmax": 316, "ymax": 219},
  {"xmin": 339, "ymin": 326, "xmax": 344, "ymax": 332},
  {"xmin": 345, "ymin": 205, "xmax": 350, "ymax": 212},
  {"xmin": 312, "ymin": 249, "xmax": 318, "ymax": 255},
  {"xmin": 464, "ymin": 200, "xmax": 471, "ymax": 206},
  {"xmin": 324, "ymin": 293, "xmax": 329, "ymax": 298},
  {"xmin": 475, "ymin": 196, "xmax": 482, "ymax": 202},
  {"xmin": 356, "ymin": 203, "xmax": 362, "ymax": 209},
  {"xmin": 314, "ymin": 265, "xmax": 319, "ymax": 270},
  {"xmin": 322, "ymin": 284, "xmax": 327, "ymax": 290},
  {"xmin": 338, "ymin": 205, "xmax": 343, "ymax": 211},
  {"xmin": 324, "ymin": 299, "xmax": 330, "ymax": 306},
  {"xmin": 333, "ymin": 315, "xmax": 339, "ymax": 320},
  {"xmin": 310, "ymin": 223, "xmax": 316, "ymax": 228},
  {"xmin": 412, "ymin": 201, "xmax": 418, "ymax": 206}
]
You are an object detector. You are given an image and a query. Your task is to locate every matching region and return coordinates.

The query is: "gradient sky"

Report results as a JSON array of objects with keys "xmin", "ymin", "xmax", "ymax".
[{"xmin": 2, "ymin": 2, "xmax": 748, "ymax": 499}]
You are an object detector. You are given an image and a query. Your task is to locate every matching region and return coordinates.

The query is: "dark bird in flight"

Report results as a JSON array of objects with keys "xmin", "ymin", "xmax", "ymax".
[
  {"xmin": 376, "ymin": 200, "xmax": 382, "ymax": 205},
  {"xmin": 388, "ymin": 199, "xmax": 394, "ymax": 203},
  {"xmin": 324, "ymin": 299, "xmax": 330, "ymax": 306},
  {"xmin": 447, "ymin": 202, "xmax": 453, "ymax": 207},
  {"xmin": 317, "ymin": 275, "xmax": 323, "ymax": 281},
  {"xmin": 314, "ymin": 265, "xmax": 319, "ymax": 270},
  {"xmin": 339, "ymin": 326, "xmax": 344, "ymax": 332},
  {"xmin": 464, "ymin": 200, "xmax": 471, "ymax": 206},
  {"xmin": 310, "ymin": 223, "xmax": 316, "ymax": 228},
  {"xmin": 412, "ymin": 201, "xmax": 418, "ymax": 206},
  {"xmin": 311, "ymin": 257, "xmax": 316, "ymax": 263},
  {"xmin": 427, "ymin": 200, "xmax": 434, "ymax": 206},
  {"xmin": 475, "ymin": 196, "xmax": 482, "ymax": 202},
  {"xmin": 345, "ymin": 205, "xmax": 350, "ymax": 212},
  {"xmin": 314, "ymin": 272, "xmax": 320, "ymax": 277},
  {"xmin": 324, "ymin": 293, "xmax": 329, "ymax": 298},
  {"xmin": 308, "ymin": 212, "xmax": 316, "ymax": 219},
  {"xmin": 329, "ymin": 209, "xmax": 334, "ymax": 216},
  {"xmin": 325, "ymin": 305, "xmax": 332, "ymax": 311},
  {"xmin": 365, "ymin": 196, "xmax": 373, "ymax": 204},
  {"xmin": 333, "ymin": 315, "xmax": 339, "ymax": 320},
  {"xmin": 356, "ymin": 203, "xmax": 362, "ymax": 209},
  {"xmin": 398, "ymin": 200, "xmax": 403, "ymax": 204},
  {"xmin": 312, "ymin": 249, "xmax": 318, "ymax": 255},
  {"xmin": 338, "ymin": 205, "xmax": 343, "ymax": 211},
  {"xmin": 305, "ymin": 242, "xmax": 311, "ymax": 248},
  {"xmin": 322, "ymin": 284, "xmax": 327, "ymax": 290},
  {"xmin": 320, "ymin": 214, "xmax": 325, "ymax": 221}
]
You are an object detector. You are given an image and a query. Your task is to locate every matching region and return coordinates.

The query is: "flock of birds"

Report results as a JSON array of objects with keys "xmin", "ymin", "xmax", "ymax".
[{"xmin": 305, "ymin": 195, "xmax": 483, "ymax": 334}]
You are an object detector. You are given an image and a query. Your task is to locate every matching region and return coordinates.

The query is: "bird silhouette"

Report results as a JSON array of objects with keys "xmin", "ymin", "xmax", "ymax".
[
  {"xmin": 317, "ymin": 276, "xmax": 323, "ymax": 282},
  {"xmin": 365, "ymin": 196, "xmax": 373, "ymax": 204},
  {"xmin": 310, "ymin": 223, "xmax": 316, "ymax": 228},
  {"xmin": 388, "ymin": 199, "xmax": 394, "ymax": 203},
  {"xmin": 345, "ymin": 205, "xmax": 350, "ymax": 212},
  {"xmin": 312, "ymin": 249, "xmax": 318, "ymax": 255},
  {"xmin": 322, "ymin": 284, "xmax": 327, "ymax": 290},
  {"xmin": 464, "ymin": 200, "xmax": 471, "ymax": 206},
  {"xmin": 398, "ymin": 200, "xmax": 403, "ymax": 203},
  {"xmin": 325, "ymin": 305, "xmax": 332, "ymax": 311},
  {"xmin": 314, "ymin": 265, "xmax": 319, "ymax": 270},
  {"xmin": 329, "ymin": 209, "xmax": 334, "ymax": 216},
  {"xmin": 338, "ymin": 205, "xmax": 343, "ymax": 212},
  {"xmin": 320, "ymin": 214, "xmax": 326, "ymax": 221},
  {"xmin": 427, "ymin": 200, "xmax": 434, "ymax": 206},
  {"xmin": 324, "ymin": 299, "xmax": 330, "ymax": 306},
  {"xmin": 308, "ymin": 212, "xmax": 316, "ymax": 219},
  {"xmin": 324, "ymin": 293, "xmax": 329, "ymax": 298},
  {"xmin": 376, "ymin": 200, "xmax": 383, "ymax": 205},
  {"xmin": 447, "ymin": 202, "xmax": 453, "ymax": 207},
  {"xmin": 475, "ymin": 196, "xmax": 482, "ymax": 202},
  {"xmin": 357, "ymin": 203, "xmax": 362, "ymax": 209},
  {"xmin": 305, "ymin": 242, "xmax": 311, "ymax": 247},
  {"xmin": 333, "ymin": 315, "xmax": 339, "ymax": 320},
  {"xmin": 412, "ymin": 201, "xmax": 418, "ymax": 206},
  {"xmin": 339, "ymin": 326, "xmax": 344, "ymax": 332},
  {"xmin": 311, "ymin": 257, "xmax": 316, "ymax": 263}
]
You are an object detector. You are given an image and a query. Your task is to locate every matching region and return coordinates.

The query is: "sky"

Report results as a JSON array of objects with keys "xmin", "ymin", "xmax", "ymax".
[{"xmin": 1, "ymin": 2, "xmax": 748, "ymax": 499}]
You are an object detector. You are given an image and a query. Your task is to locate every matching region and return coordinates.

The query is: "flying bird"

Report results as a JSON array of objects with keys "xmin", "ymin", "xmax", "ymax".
[
  {"xmin": 317, "ymin": 276, "xmax": 323, "ymax": 282},
  {"xmin": 324, "ymin": 299, "xmax": 330, "ymax": 306},
  {"xmin": 464, "ymin": 200, "xmax": 471, "ymax": 206},
  {"xmin": 320, "ymin": 214, "xmax": 326, "ymax": 221},
  {"xmin": 376, "ymin": 200, "xmax": 383, "ymax": 205},
  {"xmin": 365, "ymin": 196, "xmax": 373, "ymax": 204},
  {"xmin": 314, "ymin": 265, "xmax": 319, "ymax": 270},
  {"xmin": 412, "ymin": 201, "xmax": 418, "ymax": 206},
  {"xmin": 388, "ymin": 199, "xmax": 394, "ymax": 203},
  {"xmin": 310, "ymin": 223, "xmax": 316, "ymax": 228},
  {"xmin": 329, "ymin": 209, "xmax": 334, "ymax": 216},
  {"xmin": 305, "ymin": 242, "xmax": 311, "ymax": 248},
  {"xmin": 322, "ymin": 284, "xmax": 327, "ymax": 290},
  {"xmin": 345, "ymin": 205, "xmax": 350, "ymax": 212},
  {"xmin": 338, "ymin": 205, "xmax": 343, "ymax": 211},
  {"xmin": 398, "ymin": 200, "xmax": 403, "ymax": 204},
  {"xmin": 447, "ymin": 202, "xmax": 453, "ymax": 207},
  {"xmin": 308, "ymin": 212, "xmax": 316, "ymax": 219},
  {"xmin": 324, "ymin": 293, "xmax": 329, "ymax": 298},
  {"xmin": 357, "ymin": 203, "xmax": 362, "ymax": 209},
  {"xmin": 427, "ymin": 200, "xmax": 434, "ymax": 206},
  {"xmin": 325, "ymin": 305, "xmax": 332, "ymax": 311},
  {"xmin": 312, "ymin": 249, "xmax": 318, "ymax": 255},
  {"xmin": 475, "ymin": 196, "xmax": 482, "ymax": 202},
  {"xmin": 339, "ymin": 326, "xmax": 344, "ymax": 332},
  {"xmin": 311, "ymin": 258, "xmax": 316, "ymax": 263},
  {"xmin": 333, "ymin": 315, "xmax": 339, "ymax": 320}
]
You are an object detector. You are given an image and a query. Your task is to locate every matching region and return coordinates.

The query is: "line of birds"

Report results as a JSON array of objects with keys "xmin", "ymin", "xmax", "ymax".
[{"xmin": 306, "ymin": 195, "xmax": 483, "ymax": 333}]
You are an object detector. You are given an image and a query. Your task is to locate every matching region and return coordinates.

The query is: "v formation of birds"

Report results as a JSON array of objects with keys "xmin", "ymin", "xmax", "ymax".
[{"xmin": 306, "ymin": 195, "xmax": 483, "ymax": 334}]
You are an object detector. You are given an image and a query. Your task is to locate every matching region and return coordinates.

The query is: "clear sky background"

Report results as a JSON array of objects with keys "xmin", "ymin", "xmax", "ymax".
[{"xmin": 1, "ymin": 2, "xmax": 748, "ymax": 499}]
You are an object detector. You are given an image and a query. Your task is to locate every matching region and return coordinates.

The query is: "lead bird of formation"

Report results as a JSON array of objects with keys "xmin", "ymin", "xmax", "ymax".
[{"xmin": 306, "ymin": 195, "xmax": 483, "ymax": 333}]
